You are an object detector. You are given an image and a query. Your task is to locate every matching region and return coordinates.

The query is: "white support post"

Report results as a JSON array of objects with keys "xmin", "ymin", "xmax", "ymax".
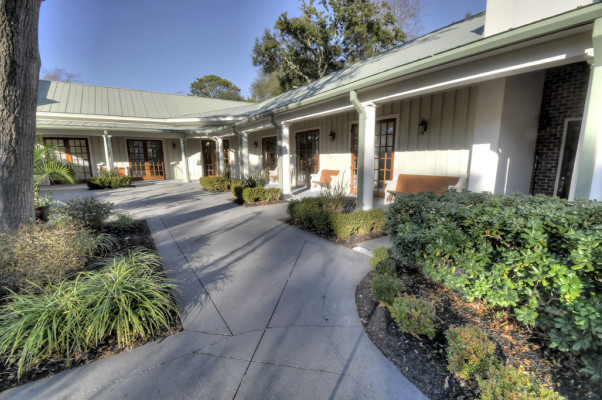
[
  {"xmin": 217, "ymin": 138, "xmax": 225, "ymax": 176},
  {"xmin": 180, "ymin": 137, "xmax": 189, "ymax": 182},
  {"xmin": 359, "ymin": 103, "xmax": 377, "ymax": 210},
  {"xmin": 241, "ymin": 133, "xmax": 249, "ymax": 177},
  {"xmin": 280, "ymin": 122, "xmax": 292, "ymax": 195},
  {"xmin": 102, "ymin": 131, "xmax": 114, "ymax": 174}
]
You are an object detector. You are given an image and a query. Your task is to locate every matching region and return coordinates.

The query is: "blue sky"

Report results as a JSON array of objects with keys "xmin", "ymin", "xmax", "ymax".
[{"xmin": 39, "ymin": 0, "xmax": 486, "ymax": 97}]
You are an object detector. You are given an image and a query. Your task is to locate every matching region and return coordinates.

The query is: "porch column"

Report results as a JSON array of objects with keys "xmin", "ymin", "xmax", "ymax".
[
  {"xmin": 358, "ymin": 103, "xmax": 377, "ymax": 210},
  {"xmin": 279, "ymin": 122, "xmax": 292, "ymax": 195},
  {"xmin": 241, "ymin": 132, "xmax": 249, "ymax": 177},
  {"xmin": 180, "ymin": 137, "xmax": 189, "ymax": 182},
  {"xmin": 217, "ymin": 138, "xmax": 225, "ymax": 176},
  {"xmin": 572, "ymin": 18, "xmax": 602, "ymax": 200},
  {"xmin": 102, "ymin": 131, "xmax": 114, "ymax": 173}
]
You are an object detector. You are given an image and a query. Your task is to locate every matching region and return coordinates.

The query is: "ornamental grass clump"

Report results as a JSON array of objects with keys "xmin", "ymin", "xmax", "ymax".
[
  {"xmin": 477, "ymin": 364, "xmax": 565, "ymax": 400},
  {"xmin": 0, "ymin": 249, "xmax": 178, "ymax": 378},
  {"xmin": 446, "ymin": 325, "xmax": 497, "ymax": 381},
  {"xmin": 0, "ymin": 219, "xmax": 114, "ymax": 290},
  {"xmin": 388, "ymin": 294, "xmax": 437, "ymax": 340}
]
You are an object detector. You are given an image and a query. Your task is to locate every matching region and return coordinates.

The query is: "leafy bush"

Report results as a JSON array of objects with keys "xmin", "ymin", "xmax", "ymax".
[
  {"xmin": 199, "ymin": 176, "xmax": 230, "ymax": 191},
  {"xmin": 389, "ymin": 294, "xmax": 437, "ymax": 340},
  {"xmin": 87, "ymin": 170, "xmax": 132, "ymax": 189},
  {"xmin": 370, "ymin": 246, "xmax": 392, "ymax": 269},
  {"xmin": 0, "ymin": 219, "xmax": 114, "ymax": 290},
  {"xmin": 287, "ymin": 198, "xmax": 386, "ymax": 238},
  {"xmin": 387, "ymin": 192, "xmax": 602, "ymax": 380},
  {"xmin": 55, "ymin": 197, "xmax": 114, "ymax": 230},
  {"xmin": 241, "ymin": 187, "xmax": 282, "ymax": 203},
  {"xmin": 477, "ymin": 364, "xmax": 564, "ymax": 400},
  {"xmin": 374, "ymin": 259, "xmax": 396, "ymax": 276},
  {"xmin": 446, "ymin": 325, "xmax": 497, "ymax": 380},
  {"xmin": 0, "ymin": 249, "xmax": 178, "ymax": 377},
  {"xmin": 371, "ymin": 274, "xmax": 404, "ymax": 305}
]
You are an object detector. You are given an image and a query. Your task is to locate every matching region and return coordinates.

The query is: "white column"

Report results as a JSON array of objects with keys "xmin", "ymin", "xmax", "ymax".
[
  {"xmin": 217, "ymin": 138, "xmax": 225, "ymax": 177},
  {"xmin": 102, "ymin": 131, "xmax": 114, "ymax": 173},
  {"xmin": 180, "ymin": 137, "xmax": 189, "ymax": 182},
  {"xmin": 358, "ymin": 103, "xmax": 376, "ymax": 210},
  {"xmin": 280, "ymin": 122, "xmax": 292, "ymax": 195},
  {"xmin": 241, "ymin": 133, "xmax": 249, "ymax": 177}
]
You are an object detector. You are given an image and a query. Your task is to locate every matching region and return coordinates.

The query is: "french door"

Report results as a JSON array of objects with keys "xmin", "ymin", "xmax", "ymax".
[
  {"xmin": 555, "ymin": 119, "xmax": 581, "ymax": 199},
  {"xmin": 43, "ymin": 137, "xmax": 93, "ymax": 182},
  {"xmin": 296, "ymin": 130, "xmax": 320, "ymax": 187},
  {"xmin": 127, "ymin": 140, "xmax": 165, "ymax": 180},
  {"xmin": 349, "ymin": 119, "xmax": 395, "ymax": 197},
  {"xmin": 262, "ymin": 136, "xmax": 278, "ymax": 171},
  {"xmin": 202, "ymin": 140, "xmax": 218, "ymax": 177}
]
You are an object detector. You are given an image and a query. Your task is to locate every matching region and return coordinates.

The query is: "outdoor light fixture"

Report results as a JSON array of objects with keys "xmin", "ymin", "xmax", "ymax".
[
  {"xmin": 172, "ymin": 142, "xmax": 177, "ymax": 150},
  {"xmin": 418, "ymin": 118, "xmax": 428, "ymax": 135},
  {"xmin": 329, "ymin": 131, "xmax": 336, "ymax": 141}
]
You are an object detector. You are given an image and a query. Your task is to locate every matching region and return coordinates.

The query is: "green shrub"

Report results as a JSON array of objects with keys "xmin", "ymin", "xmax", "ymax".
[
  {"xmin": 230, "ymin": 178, "xmax": 242, "ymax": 188},
  {"xmin": 199, "ymin": 176, "xmax": 230, "ymax": 191},
  {"xmin": 0, "ymin": 219, "xmax": 114, "ymax": 290},
  {"xmin": 446, "ymin": 325, "xmax": 497, "ymax": 380},
  {"xmin": 241, "ymin": 187, "xmax": 282, "ymax": 203},
  {"xmin": 55, "ymin": 197, "xmax": 114, "ymax": 230},
  {"xmin": 389, "ymin": 294, "xmax": 437, "ymax": 340},
  {"xmin": 387, "ymin": 192, "xmax": 602, "ymax": 380},
  {"xmin": 477, "ymin": 364, "xmax": 564, "ymax": 400},
  {"xmin": 370, "ymin": 247, "xmax": 392, "ymax": 269},
  {"xmin": 0, "ymin": 249, "xmax": 178, "ymax": 378},
  {"xmin": 371, "ymin": 274, "xmax": 404, "ymax": 305},
  {"xmin": 288, "ymin": 198, "xmax": 386, "ymax": 238},
  {"xmin": 87, "ymin": 170, "xmax": 132, "ymax": 189},
  {"xmin": 374, "ymin": 259, "xmax": 396, "ymax": 276}
]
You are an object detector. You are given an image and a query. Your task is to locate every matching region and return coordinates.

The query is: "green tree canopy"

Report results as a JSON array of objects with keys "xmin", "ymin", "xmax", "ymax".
[
  {"xmin": 189, "ymin": 74, "xmax": 245, "ymax": 101},
  {"xmin": 252, "ymin": 0, "xmax": 405, "ymax": 93},
  {"xmin": 249, "ymin": 71, "xmax": 282, "ymax": 102}
]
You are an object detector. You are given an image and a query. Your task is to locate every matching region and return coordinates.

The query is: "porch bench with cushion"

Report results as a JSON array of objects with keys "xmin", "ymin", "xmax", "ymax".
[
  {"xmin": 269, "ymin": 168, "xmax": 278, "ymax": 183},
  {"xmin": 310, "ymin": 169, "xmax": 342, "ymax": 190},
  {"xmin": 385, "ymin": 174, "xmax": 464, "ymax": 202}
]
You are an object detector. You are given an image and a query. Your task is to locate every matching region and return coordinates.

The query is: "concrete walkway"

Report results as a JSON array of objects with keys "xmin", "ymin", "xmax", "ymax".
[{"xmin": 2, "ymin": 182, "xmax": 425, "ymax": 400}]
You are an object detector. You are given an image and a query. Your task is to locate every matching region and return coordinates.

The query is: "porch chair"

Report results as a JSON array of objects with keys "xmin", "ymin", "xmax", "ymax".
[
  {"xmin": 384, "ymin": 174, "xmax": 466, "ymax": 204},
  {"xmin": 268, "ymin": 168, "xmax": 278, "ymax": 183},
  {"xmin": 310, "ymin": 169, "xmax": 343, "ymax": 190}
]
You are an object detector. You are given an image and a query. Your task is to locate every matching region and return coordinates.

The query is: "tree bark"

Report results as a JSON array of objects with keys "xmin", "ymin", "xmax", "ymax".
[{"xmin": 0, "ymin": 0, "xmax": 42, "ymax": 233}]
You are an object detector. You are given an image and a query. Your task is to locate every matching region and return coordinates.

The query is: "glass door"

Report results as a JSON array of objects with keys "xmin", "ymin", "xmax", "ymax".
[
  {"xmin": 262, "ymin": 136, "xmax": 278, "ymax": 171},
  {"xmin": 374, "ymin": 119, "xmax": 395, "ymax": 197},
  {"xmin": 555, "ymin": 119, "xmax": 581, "ymax": 199},
  {"xmin": 202, "ymin": 140, "xmax": 218, "ymax": 177},
  {"xmin": 127, "ymin": 140, "xmax": 165, "ymax": 180},
  {"xmin": 350, "ymin": 124, "xmax": 359, "ymax": 194},
  {"xmin": 43, "ymin": 137, "xmax": 92, "ymax": 182},
  {"xmin": 295, "ymin": 130, "xmax": 320, "ymax": 187}
]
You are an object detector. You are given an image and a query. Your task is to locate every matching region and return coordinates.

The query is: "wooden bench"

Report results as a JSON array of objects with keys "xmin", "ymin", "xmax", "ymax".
[
  {"xmin": 310, "ymin": 169, "xmax": 342, "ymax": 190},
  {"xmin": 386, "ymin": 174, "xmax": 461, "ymax": 201}
]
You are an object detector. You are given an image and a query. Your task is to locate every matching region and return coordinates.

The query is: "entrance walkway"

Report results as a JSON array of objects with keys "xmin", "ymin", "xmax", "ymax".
[{"xmin": 2, "ymin": 182, "xmax": 425, "ymax": 400}]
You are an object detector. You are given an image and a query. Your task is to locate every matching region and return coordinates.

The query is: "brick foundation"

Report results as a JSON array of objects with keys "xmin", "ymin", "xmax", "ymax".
[{"xmin": 529, "ymin": 62, "xmax": 590, "ymax": 196}]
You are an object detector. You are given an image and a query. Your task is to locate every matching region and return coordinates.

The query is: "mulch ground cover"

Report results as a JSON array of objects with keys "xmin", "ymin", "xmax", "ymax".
[
  {"xmin": 0, "ymin": 220, "xmax": 182, "ymax": 393},
  {"xmin": 356, "ymin": 266, "xmax": 601, "ymax": 400}
]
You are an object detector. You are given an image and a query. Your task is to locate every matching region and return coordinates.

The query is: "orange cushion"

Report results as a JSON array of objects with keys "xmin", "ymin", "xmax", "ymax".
[
  {"xmin": 388, "ymin": 174, "xmax": 459, "ymax": 195},
  {"xmin": 312, "ymin": 170, "xmax": 340, "ymax": 185}
]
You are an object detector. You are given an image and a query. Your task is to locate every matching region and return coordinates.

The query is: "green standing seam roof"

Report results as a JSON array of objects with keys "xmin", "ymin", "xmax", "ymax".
[{"xmin": 37, "ymin": 81, "xmax": 253, "ymax": 119}]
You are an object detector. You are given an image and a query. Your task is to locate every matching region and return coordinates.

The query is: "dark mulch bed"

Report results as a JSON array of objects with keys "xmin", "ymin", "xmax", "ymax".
[
  {"xmin": 0, "ymin": 220, "xmax": 183, "ymax": 393},
  {"xmin": 356, "ymin": 267, "xmax": 600, "ymax": 400}
]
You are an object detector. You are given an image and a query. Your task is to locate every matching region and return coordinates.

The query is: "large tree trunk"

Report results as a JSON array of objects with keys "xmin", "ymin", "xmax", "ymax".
[{"xmin": 0, "ymin": 0, "xmax": 42, "ymax": 233}]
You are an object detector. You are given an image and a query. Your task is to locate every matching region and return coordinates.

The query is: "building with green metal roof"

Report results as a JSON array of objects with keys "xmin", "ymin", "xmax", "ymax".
[{"xmin": 37, "ymin": 0, "xmax": 602, "ymax": 206}]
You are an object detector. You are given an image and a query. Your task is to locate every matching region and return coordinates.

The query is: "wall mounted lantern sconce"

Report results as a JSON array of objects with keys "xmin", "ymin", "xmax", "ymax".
[
  {"xmin": 254, "ymin": 141, "xmax": 258, "ymax": 148},
  {"xmin": 329, "ymin": 131, "xmax": 336, "ymax": 141},
  {"xmin": 205, "ymin": 141, "xmax": 211, "ymax": 147},
  {"xmin": 172, "ymin": 142, "xmax": 177, "ymax": 150},
  {"xmin": 418, "ymin": 118, "xmax": 428, "ymax": 135}
]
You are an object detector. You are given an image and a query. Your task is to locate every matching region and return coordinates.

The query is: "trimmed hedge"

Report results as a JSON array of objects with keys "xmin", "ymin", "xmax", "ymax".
[
  {"xmin": 241, "ymin": 187, "xmax": 282, "ymax": 203},
  {"xmin": 287, "ymin": 197, "xmax": 386, "ymax": 238},
  {"xmin": 87, "ymin": 175, "xmax": 132, "ymax": 189},
  {"xmin": 387, "ymin": 191, "xmax": 602, "ymax": 381},
  {"xmin": 478, "ymin": 365, "xmax": 564, "ymax": 400},
  {"xmin": 199, "ymin": 177, "xmax": 230, "ymax": 191}
]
